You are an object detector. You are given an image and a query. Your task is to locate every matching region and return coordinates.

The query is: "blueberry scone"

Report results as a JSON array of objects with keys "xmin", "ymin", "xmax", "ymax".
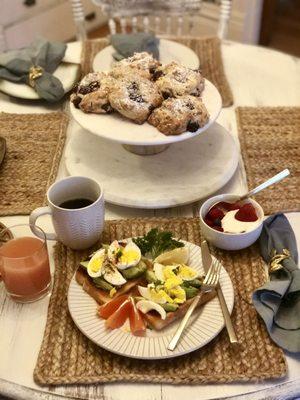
[
  {"xmin": 153, "ymin": 62, "xmax": 205, "ymax": 98},
  {"xmin": 148, "ymin": 95, "xmax": 209, "ymax": 135},
  {"xmin": 110, "ymin": 52, "xmax": 161, "ymax": 80},
  {"xmin": 71, "ymin": 72, "xmax": 113, "ymax": 114},
  {"xmin": 108, "ymin": 74, "xmax": 163, "ymax": 124}
]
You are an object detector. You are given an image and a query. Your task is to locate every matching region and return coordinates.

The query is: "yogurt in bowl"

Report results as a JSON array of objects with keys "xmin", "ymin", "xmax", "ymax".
[{"xmin": 200, "ymin": 194, "xmax": 264, "ymax": 251}]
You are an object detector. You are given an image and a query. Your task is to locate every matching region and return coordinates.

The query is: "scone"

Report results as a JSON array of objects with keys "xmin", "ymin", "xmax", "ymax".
[
  {"xmin": 71, "ymin": 72, "xmax": 113, "ymax": 114},
  {"xmin": 110, "ymin": 52, "xmax": 161, "ymax": 80},
  {"xmin": 148, "ymin": 95, "xmax": 209, "ymax": 135},
  {"xmin": 108, "ymin": 74, "xmax": 163, "ymax": 124},
  {"xmin": 153, "ymin": 62, "xmax": 205, "ymax": 98}
]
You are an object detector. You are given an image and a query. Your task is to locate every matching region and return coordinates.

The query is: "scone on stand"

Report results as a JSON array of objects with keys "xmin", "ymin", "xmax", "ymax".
[
  {"xmin": 108, "ymin": 74, "xmax": 163, "ymax": 124},
  {"xmin": 153, "ymin": 61, "xmax": 205, "ymax": 98},
  {"xmin": 70, "ymin": 72, "xmax": 113, "ymax": 114},
  {"xmin": 148, "ymin": 95, "xmax": 209, "ymax": 135}
]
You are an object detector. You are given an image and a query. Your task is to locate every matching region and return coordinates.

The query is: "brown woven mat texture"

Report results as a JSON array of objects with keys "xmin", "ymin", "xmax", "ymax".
[
  {"xmin": 34, "ymin": 217, "xmax": 286, "ymax": 386},
  {"xmin": 236, "ymin": 107, "xmax": 300, "ymax": 214},
  {"xmin": 0, "ymin": 112, "xmax": 68, "ymax": 216},
  {"xmin": 81, "ymin": 36, "xmax": 233, "ymax": 107}
]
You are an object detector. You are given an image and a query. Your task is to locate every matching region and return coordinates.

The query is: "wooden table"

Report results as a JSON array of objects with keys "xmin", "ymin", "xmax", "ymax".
[{"xmin": 0, "ymin": 41, "xmax": 300, "ymax": 400}]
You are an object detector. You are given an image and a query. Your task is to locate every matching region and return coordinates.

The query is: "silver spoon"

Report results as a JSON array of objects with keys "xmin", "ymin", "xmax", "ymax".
[
  {"xmin": 207, "ymin": 169, "xmax": 290, "ymax": 213},
  {"xmin": 239, "ymin": 169, "xmax": 290, "ymax": 201}
]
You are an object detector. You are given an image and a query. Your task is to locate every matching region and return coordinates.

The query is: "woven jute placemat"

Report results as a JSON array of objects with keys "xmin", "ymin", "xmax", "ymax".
[
  {"xmin": 236, "ymin": 107, "xmax": 300, "ymax": 214},
  {"xmin": 81, "ymin": 36, "xmax": 233, "ymax": 107},
  {"xmin": 0, "ymin": 112, "xmax": 68, "ymax": 216},
  {"xmin": 34, "ymin": 217, "xmax": 286, "ymax": 385}
]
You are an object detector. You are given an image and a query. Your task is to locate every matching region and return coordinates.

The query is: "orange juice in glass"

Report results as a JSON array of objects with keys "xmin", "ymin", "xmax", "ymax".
[{"xmin": 0, "ymin": 224, "xmax": 51, "ymax": 303}]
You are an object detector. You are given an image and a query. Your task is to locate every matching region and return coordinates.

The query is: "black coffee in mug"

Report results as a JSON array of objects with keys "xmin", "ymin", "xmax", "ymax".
[{"xmin": 59, "ymin": 198, "xmax": 94, "ymax": 209}]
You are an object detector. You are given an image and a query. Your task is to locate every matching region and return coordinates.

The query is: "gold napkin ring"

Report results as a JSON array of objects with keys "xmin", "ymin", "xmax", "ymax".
[
  {"xmin": 269, "ymin": 249, "xmax": 290, "ymax": 274},
  {"xmin": 29, "ymin": 65, "xmax": 44, "ymax": 88}
]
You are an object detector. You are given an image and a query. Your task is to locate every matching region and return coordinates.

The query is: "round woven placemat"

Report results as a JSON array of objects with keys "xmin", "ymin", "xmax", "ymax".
[{"xmin": 34, "ymin": 217, "xmax": 287, "ymax": 386}]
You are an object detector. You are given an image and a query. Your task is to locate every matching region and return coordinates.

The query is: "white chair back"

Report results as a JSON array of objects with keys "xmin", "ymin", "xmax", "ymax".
[{"xmin": 70, "ymin": 0, "xmax": 232, "ymax": 40}]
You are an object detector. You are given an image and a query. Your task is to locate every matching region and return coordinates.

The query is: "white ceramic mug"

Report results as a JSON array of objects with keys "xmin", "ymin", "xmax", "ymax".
[{"xmin": 29, "ymin": 176, "xmax": 105, "ymax": 250}]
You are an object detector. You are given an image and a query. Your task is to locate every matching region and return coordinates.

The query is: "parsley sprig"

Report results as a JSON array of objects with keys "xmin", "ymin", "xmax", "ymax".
[{"xmin": 133, "ymin": 228, "xmax": 184, "ymax": 259}]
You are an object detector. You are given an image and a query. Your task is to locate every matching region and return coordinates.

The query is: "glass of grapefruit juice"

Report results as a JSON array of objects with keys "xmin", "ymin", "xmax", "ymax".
[{"xmin": 0, "ymin": 224, "xmax": 51, "ymax": 303}]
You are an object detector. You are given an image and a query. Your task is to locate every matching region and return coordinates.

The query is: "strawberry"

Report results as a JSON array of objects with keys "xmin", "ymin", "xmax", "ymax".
[
  {"xmin": 208, "ymin": 207, "xmax": 224, "ymax": 221},
  {"xmin": 204, "ymin": 217, "xmax": 214, "ymax": 227},
  {"xmin": 235, "ymin": 203, "xmax": 258, "ymax": 222},
  {"xmin": 217, "ymin": 201, "xmax": 241, "ymax": 211}
]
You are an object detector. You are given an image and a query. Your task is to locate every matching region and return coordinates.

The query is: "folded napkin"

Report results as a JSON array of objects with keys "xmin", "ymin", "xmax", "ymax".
[
  {"xmin": 0, "ymin": 37, "xmax": 67, "ymax": 102},
  {"xmin": 253, "ymin": 213, "xmax": 300, "ymax": 352},
  {"xmin": 110, "ymin": 33, "xmax": 160, "ymax": 60}
]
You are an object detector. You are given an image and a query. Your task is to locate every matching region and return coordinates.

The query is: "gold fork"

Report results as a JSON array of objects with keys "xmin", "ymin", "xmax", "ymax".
[{"xmin": 167, "ymin": 259, "xmax": 221, "ymax": 351}]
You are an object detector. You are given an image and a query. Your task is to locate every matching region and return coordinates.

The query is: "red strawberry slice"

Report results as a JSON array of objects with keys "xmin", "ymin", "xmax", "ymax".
[
  {"xmin": 217, "ymin": 201, "xmax": 241, "ymax": 211},
  {"xmin": 204, "ymin": 217, "xmax": 214, "ymax": 227},
  {"xmin": 235, "ymin": 203, "xmax": 258, "ymax": 222},
  {"xmin": 207, "ymin": 207, "xmax": 224, "ymax": 221}
]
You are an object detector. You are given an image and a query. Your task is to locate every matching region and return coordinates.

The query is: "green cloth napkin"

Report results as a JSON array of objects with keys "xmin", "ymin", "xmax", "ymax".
[
  {"xmin": 110, "ymin": 33, "xmax": 160, "ymax": 60},
  {"xmin": 0, "ymin": 37, "xmax": 67, "ymax": 102},
  {"xmin": 252, "ymin": 213, "xmax": 300, "ymax": 352}
]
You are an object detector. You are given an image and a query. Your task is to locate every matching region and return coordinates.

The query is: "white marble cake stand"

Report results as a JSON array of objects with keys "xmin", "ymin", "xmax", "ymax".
[
  {"xmin": 65, "ymin": 122, "xmax": 238, "ymax": 208},
  {"xmin": 69, "ymin": 79, "xmax": 222, "ymax": 155}
]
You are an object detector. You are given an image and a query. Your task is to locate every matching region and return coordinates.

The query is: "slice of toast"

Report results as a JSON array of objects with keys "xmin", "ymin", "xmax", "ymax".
[
  {"xmin": 75, "ymin": 267, "xmax": 142, "ymax": 304},
  {"xmin": 76, "ymin": 267, "xmax": 217, "ymax": 331},
  {"xmin": 142, "ymin": 291, "xmax": 217, "ymax": 330}
]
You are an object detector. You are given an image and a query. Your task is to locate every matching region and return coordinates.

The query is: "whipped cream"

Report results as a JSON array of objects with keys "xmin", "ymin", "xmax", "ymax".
[{"xmin": 221, "ymin": 210, "xmax": 260, "ymax": 234}]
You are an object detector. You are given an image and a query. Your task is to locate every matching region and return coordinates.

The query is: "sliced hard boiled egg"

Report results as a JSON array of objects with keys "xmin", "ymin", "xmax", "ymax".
[
  {"xmin": 87, "ymin": 249, "xmax": 106, "ymax": 278},
  {"xmin": 177, "ymin": 264, "xmax": 199, "ymax": 281},
  {"xmin": 107, "ymin": 240, "xmax": 122, "ymax": 262},
  {"xmin": 169, "ymin": 286, "xmax": 186, "ymax": 304},
  {"xmin": 153, "ymin": 263, "xmax": 178, "ymax": 282},
  {"xmin": 136, "ymin": 300, "xmax": 166, "ymax": 320},
  {"xmin": 138, "ymin": 285, "xmax": 173, "ymax": 304},
  {"xmin": 116, "ymin": 241, "xmax": 141, "ymax": 270},
  {"xmin": 103, "ymin": 264, "xmax": 127, "ymax": 286},
  {"xmin": 164, "ymin": 275, "xmax": 183, "ymax": 291},
  {"xmin": 154, "ymin": 246, "xmax": 189, "ymax": 265}
]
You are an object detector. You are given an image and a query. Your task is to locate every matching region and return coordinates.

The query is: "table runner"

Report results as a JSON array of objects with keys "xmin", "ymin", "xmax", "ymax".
[
  {"xmin": 0, "ymin": 112, "xmax": 68, "ymax": 216},
  {"xmin": 236, "ymin": 107, "xmax": 300, "ymax": 214},
  {"xmin": 34, "ymin": 217, "xmax": 286, "ymax": 385},
  {"xmin": 81, "ymin": 36, "xmax": 233, "ymax": 107}
]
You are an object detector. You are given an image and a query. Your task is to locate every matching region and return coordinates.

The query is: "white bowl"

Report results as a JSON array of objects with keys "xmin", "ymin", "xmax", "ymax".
[{"xmin": 199, "ymin": 194, "xmax": 264, "ymax": 251}]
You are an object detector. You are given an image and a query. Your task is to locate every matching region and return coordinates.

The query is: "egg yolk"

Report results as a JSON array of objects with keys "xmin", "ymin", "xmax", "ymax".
[
  {"xmin": 178, "ymin": 265, "xmax": 197, "ymax": 280},
  {"xmin": 89, "ymin": 255, "xmax": 104, "ymax": 273},
  {"xmin": 169, "ymin": 286, "xmax": 186, "ymax": 304},
  {"xmin": 150, "ymin": 288, "xmax": 174, "ymax": 303},
  {"xmin": 163, "ymin": 266, "xmax": 177, "ymax": 280},
  {"xmin": 120, "ymin": 249, "xmax": 139, "ymax": 265},
  {"xmin": 164, "ymin": 276, "xmax": 183, "ymax": 291}
]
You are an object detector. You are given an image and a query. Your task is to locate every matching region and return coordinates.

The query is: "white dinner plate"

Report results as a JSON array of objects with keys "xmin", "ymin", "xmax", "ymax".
[
  {"xmin": 0, "ymin": 62, "xmax": 80, "ymax": 100},
  {"xmin": 63, "ymin": 41, "xmax": 82, "ymax": 64},
  {"xmin": 68, "ymin": 240, "xmax": 234, "ymax": 360},
  {"xmin": 0, "ymin": 63, "xmax": 80, "ymax": 100},
  {"xmin": 70, "ymin": 79, "xmax": 222, "ymax": 146},
  {"xmin": 92, "ymin": 39, "xmax": 200, "ymax": 72}
]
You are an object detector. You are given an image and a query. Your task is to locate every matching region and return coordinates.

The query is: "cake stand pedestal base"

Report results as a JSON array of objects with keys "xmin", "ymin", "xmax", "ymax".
[{"xmin": 122, "ymin": 144, "xmax": 170, "ymax": 155}]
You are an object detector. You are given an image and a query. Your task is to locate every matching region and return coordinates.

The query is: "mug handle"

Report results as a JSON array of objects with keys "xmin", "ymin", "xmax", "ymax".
[{"xmin": 29, "ymin": 206, "xmax": 57, "ymax": 241}]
